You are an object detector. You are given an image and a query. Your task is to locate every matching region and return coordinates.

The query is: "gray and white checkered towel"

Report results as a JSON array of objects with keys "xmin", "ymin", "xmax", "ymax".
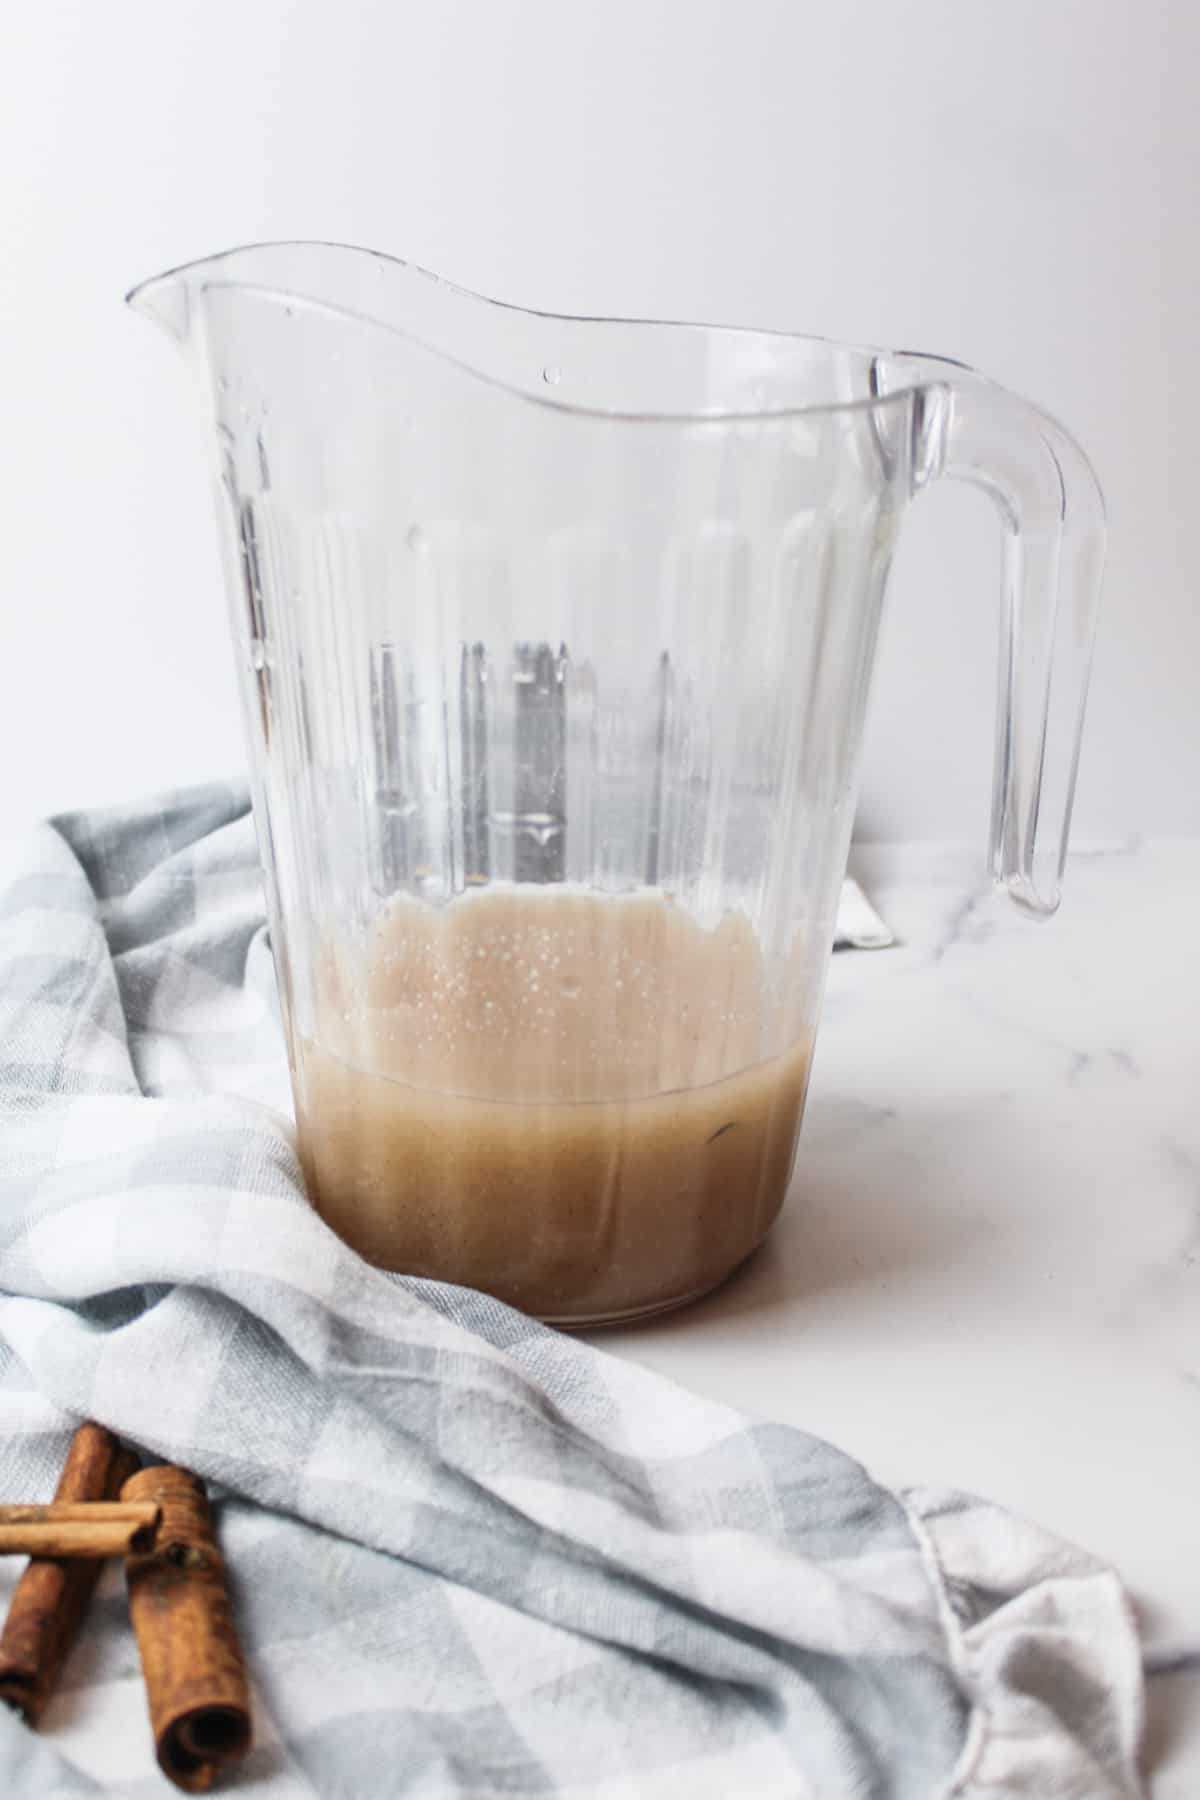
[{"xmin": 0, "ymin": 785, "xmax": 1144, "ymax": 1798}]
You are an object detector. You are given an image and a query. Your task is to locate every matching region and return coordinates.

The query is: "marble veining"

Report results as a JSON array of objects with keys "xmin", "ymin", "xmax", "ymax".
[{"xmin": 595, "ymin": 840, "xmax": 1200, "ymax": 1797}]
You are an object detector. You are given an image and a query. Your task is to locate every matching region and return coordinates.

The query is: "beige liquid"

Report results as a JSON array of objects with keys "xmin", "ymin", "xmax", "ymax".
[{"xmin": 295, "ymin": 887, "xmax": 810, "ymax": 1323}]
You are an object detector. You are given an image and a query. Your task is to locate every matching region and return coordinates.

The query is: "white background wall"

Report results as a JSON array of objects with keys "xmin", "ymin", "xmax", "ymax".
[{"xmin": 2, "ymin": 0, "xmax": 1196, "ymax": 845}]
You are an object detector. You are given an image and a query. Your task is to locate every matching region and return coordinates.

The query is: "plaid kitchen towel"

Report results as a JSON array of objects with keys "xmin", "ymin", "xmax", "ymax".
[{"xmin": 0, "ymin": 785, "xmax": 1143, "ymax": 1798}]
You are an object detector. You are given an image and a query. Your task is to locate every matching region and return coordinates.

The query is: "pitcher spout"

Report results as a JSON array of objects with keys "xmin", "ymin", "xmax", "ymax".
[{"xmin": 126, "ymin": 266, "xmax": 196, "ymax": 346}]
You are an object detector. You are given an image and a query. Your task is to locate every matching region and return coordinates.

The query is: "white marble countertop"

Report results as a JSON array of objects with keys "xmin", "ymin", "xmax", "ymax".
[
  {"xmin": 0, "ymin": 828, "xmax": 1192, "ymax": 1788},
  {"xmin": 593, "ymin": 842, "xmax": 1200, "ymax": 1797}
]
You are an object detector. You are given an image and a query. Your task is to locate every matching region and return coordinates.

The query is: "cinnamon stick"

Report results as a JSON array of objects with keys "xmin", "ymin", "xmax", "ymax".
[
  {"xmin": 0, "ymin": 1422, "xmax": 139, "ymax": 1724},
  {"xmin": 122, "ymin": 1466, "xmax": 251, "ymax": 1792},
  {"xmin": 0, "ymin": 1502, "xmax": 160, "ymax": 1559}
]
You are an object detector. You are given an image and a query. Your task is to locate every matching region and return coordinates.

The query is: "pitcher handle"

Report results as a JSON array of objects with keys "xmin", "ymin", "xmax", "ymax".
[{"xmin": 876, "ymin": 352, "xmax": 1106, "ymax": 916}]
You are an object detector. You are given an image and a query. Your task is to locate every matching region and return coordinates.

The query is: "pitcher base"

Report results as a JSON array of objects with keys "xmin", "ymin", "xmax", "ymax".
[{"xmin": 539, "ymin": 1249, "xmax": 760, "ymax": 1330}]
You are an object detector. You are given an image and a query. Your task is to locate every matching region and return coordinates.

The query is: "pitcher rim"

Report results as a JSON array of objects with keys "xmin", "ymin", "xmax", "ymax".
[{"xmin": 127, "ymin": 238, "xmax": 948, "ymax": 427}]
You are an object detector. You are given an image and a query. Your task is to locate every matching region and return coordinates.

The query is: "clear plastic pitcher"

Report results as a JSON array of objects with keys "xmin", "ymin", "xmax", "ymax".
[{"xmin": 130, "ymin": 243, "xmax": 1104, "ymax": 1324}]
